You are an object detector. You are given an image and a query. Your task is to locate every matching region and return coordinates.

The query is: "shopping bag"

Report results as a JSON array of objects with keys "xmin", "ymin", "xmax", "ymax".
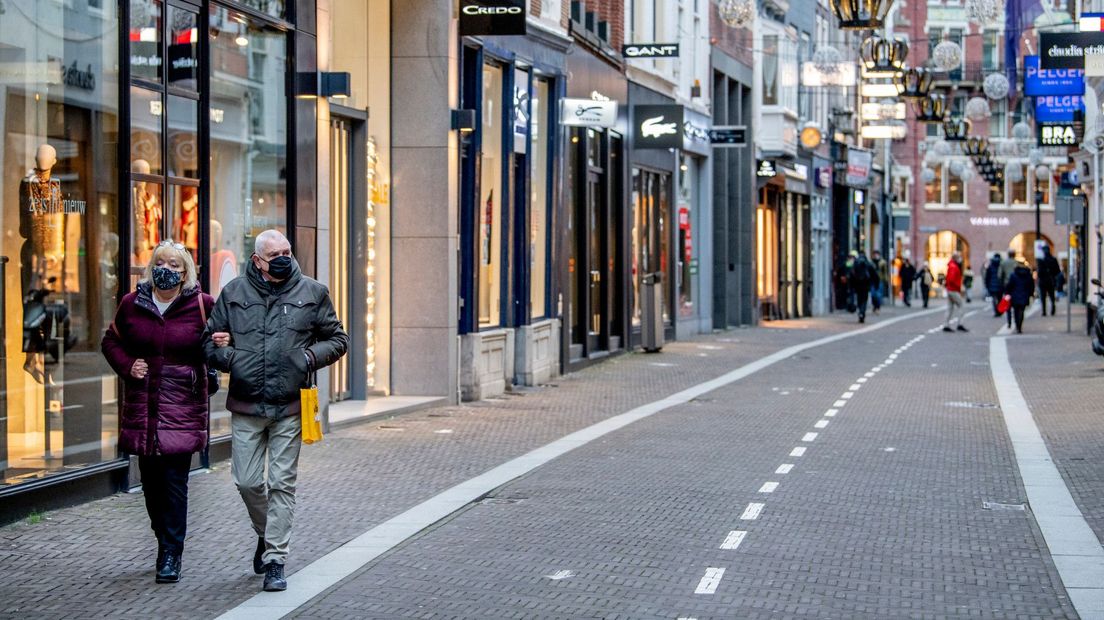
[
  {"xmin": 300, "ymin": 384, "xmax": 323, "ymax": 444},
  {"xmin": 997, "ymin": 294, "xmax": 1011, "ymax": 316}
]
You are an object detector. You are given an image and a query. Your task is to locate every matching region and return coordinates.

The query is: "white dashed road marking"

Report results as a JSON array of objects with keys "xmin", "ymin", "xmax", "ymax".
[
  {"xmin": 802, "ymin": 432, "xmax": 818, "ymax": 442},
  {"xmin": 695, "ymin": 568, "xmax": 726, "ymax": 594},
  {"xmin": 719, "ymin": 530, "xmax": 747, "ymax": 550},
  {"xmin": 758, "ymin": 482, "xmax": 779, "ymax": 493},
  {"xmin": 833, "ymin": 400, "xmax": 847, "ymax": 407},
  {"xmin": 814, "ymin": 420, "xmax": 829, "ymax": 429},
  {"xmin": 776, "ymin": 464, "xmax": 794, "ymax": 474},
  {"xmin": 824, "ymin": 409, "xmax": 839, "ymax": 417},
  {"xmin": 740, "ymin": 503, "xmax": 764, "ymax": 520},
  {"xmin": 790, "ymin": 447, "xmax": 806, "ymax": 457}
]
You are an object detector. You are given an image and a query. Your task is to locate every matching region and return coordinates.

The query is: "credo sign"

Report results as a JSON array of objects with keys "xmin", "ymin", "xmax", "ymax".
[
  {"xmin": 459, "ymin": 0, "xmax": 526, "ymax": 36},
  {"xmin": 560, "ymin": 98, "xmax": 618, "ymax": 128}
]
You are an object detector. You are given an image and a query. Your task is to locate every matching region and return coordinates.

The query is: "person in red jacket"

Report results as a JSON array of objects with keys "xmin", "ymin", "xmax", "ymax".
[
  {"xmin": 943, "ymin": 252, "xmax": 968, "ymax": 332},
  {"xmin": 102, "ymin": 240, "xmax": 214, "ymax": 584}
]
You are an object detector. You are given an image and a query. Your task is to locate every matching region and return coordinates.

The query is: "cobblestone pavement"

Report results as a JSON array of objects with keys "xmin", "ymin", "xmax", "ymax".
[{"xmin": 0, "ymin": 299, "xmax": 1095, "ymax": 619}]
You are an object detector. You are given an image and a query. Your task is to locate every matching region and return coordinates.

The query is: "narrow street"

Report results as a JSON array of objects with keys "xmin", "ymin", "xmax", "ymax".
[{"xmin": 3, "ymin": 301, "xmax": 1103, "ymax": 619}]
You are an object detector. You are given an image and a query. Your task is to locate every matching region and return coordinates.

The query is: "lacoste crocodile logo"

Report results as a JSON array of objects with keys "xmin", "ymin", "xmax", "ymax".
[{"xmin": 641, "ymin": 116, "xmax": 677, "ymax": 138}]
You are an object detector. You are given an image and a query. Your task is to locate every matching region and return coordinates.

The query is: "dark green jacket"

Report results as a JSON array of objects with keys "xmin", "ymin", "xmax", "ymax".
[{"xmin": 204, "ymin": 260, "xmax": 348, "ymax": 419}]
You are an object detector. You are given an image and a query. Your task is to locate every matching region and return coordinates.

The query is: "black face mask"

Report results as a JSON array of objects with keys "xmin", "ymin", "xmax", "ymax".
[
  {"xmin": 264, "ymin": 255, "xmax": 294, "ymax": 280},
  {"xmin": 152, "ymin": 266, "xmax": 183, "ymax": 290}
]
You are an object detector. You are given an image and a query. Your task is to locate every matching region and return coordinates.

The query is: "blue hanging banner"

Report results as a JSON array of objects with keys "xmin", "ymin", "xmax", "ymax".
[
  {"xmin": 1023, "ymin": 55, "xmax": 1085, "ymax": 96},
  {"xmin": 1035, "ymin": 94, "xmax": 1085, "ymax": 122}
]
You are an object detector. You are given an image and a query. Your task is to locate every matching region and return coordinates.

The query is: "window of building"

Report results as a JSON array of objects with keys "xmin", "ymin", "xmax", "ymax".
[
  {"xmin": 1, "ymin": 0, "xmax": 120, "ymax": 489},
  {"xmin": 989, "ymin": 100, "xmax": 1006, "ymax": 137},
  {"xmin": 763, "ymin": 35, "xmax": 779, "ymax": 106},
  {"xmin": 947, "ymin": 168, "xmax": 964, "ymax": 203},
  {"xmin": 1009, "ymin": 166, "xmax": 1028, "ymax": 205},
  {"xmin": 925, "ymin": 164, "xmax": 942, "ymax": 203},
  {"xmin": 983, "ymin": 30, "xmax": 1000, "ymax": 70},
  {"xmin": 990, "ymin": 178, "xmax": 1005, "ymax": 204},
  {"xmin": 477, "ymin": 63, "xmax": 505, "ymax": 327},
  {"xmin": 529, "ymin": 77, "xmax": 551, "ymax": 320}
]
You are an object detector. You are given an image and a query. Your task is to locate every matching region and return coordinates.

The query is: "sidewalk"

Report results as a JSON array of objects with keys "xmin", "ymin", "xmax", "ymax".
[{"xmin": 0, "ymin": 306, "xmax": 923, "ymax": 619}]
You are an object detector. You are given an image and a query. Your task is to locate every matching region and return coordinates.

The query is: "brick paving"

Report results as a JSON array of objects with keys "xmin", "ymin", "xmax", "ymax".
[
  {"xmin": 293, "ymin": 303, "xmax": 1077, "ymax": 619},
  {"xmin": 0, "ymin": 306, "xmax": 911, "ymax": 620}
]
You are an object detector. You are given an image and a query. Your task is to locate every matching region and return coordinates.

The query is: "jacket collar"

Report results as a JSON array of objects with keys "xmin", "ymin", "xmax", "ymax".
[
  {"xmin": 246, "ymin": 258, "xmax": 302, "ymax": 297},
  {"xmin": 135, "ymin": 281, "xmax": 200, "ymax": 316}
]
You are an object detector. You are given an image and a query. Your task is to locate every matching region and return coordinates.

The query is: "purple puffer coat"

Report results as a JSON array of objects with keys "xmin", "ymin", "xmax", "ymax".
[{"xmin": 102, "ymin": 283, "xmax": 214, "ymax": 456}]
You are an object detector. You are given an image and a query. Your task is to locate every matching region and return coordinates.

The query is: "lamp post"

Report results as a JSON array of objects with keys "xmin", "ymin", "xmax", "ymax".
[{"xmin": 1035, "ymin": 188, "xmax": 1043, "ymax": 251}]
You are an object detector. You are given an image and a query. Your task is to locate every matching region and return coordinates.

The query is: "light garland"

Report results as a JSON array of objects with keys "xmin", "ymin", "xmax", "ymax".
[
  {"xmin": 965, "ymin": 0, "xmax": 1003, "ymax": 25},
  {"xmin": 983, "ymin": 73, "xmax": 1010, "ymax": 100},
  {"xmin": 965, "ymin": 96, "xmax": 991, "ymax": 120},
  {"xmin": 717, "ymin": 0, "xmax": 755, "ymax": 28},
  {"xmin": 813, "ymin": 46, "xmax": 843, "ymax": 75},
  {"xmin": 932, "ymin": 41, "xmax": 963, "ymax": 71},
  {"xmin": 364, "ymin": 137, "xmax": 381, "ymax": 388},
  {"xmin": 1005, "ymin": 163, "xmax": 1024, "ymax": 183},
  {"xmin": 1012, "ymin": 121, "xmax": 1032, "ymax": 141}
]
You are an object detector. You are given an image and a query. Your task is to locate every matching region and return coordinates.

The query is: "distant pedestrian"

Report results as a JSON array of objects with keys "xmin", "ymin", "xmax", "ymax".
[
  {"xmin": 984, "ymin": 253, "xmax": 1003, "ymax": 316},
  {"xmin": 1005, "ymin": 261, "xmax": 1036, "ymax": 333},
  {"xmin": 101, "ymin": 241, "xmax": 214, "ymax": 584},
  {"xmin": 1037, "ymin": 245, "xmax": 1060, "ymax": 316},
  {"xmin": 943, "ymin": 252, "xmax": 968, "ymax": 332},
  {"xmin": 918, "ymin": 261, "xmax": 934, "ymax": 308},
  {"xmin": 899, "ymin": 258, "xmax": 917, "ymax": 307},
  {"xmin": 848, "ymin": 250, "xmax": 878, "ymax": 323},
  {"xmin": 871, "ymin": 250, "xmax": 889, "ymax": 313},
  {"xmin": 998, "ymin": 249, "xmax": 1019, "ymax": 329},
  {"xmin": 963, "ymin": 266, "xmax": 975, "ymax": 303},
  {"xmin": 204, "ymin": 230, "xmax": 349, "ymax": 592}
]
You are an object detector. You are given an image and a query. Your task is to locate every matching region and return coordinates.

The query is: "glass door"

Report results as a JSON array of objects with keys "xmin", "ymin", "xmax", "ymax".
[{"xmin": 329, "ymin": 118, "xmax": 352, "ymax": 401}]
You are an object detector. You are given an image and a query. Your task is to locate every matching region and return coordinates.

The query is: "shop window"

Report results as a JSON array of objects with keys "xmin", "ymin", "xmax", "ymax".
[
  {"xmin": 1035, "ymin": 169, "xmax": 1051, "ymax": 205},
  {"xmin": 989, "ymin": 178, "xmax": 1005, "ymax": 204},
  {"xmin": 762, "ymin": 35, "xmax": 779, "ymax": 106},
  {"xmin": 1010, "ymin": 166, "xmax": 1028, "ymax": 205},
  {"xmin": 924, "ymin": 164, "xmax": 942, "ymax": 204},
  {"xmin": 477, "ymin": 63, "xmax": 505, "ymax": 328},
  {"xmin": 1, "ymin": 0, "xmax": 120, "ymax": 488},
  {"xmin": 925, "ymin": 230, "xmax": 969, "ymax": 285},
  {"xmin": 529, "ymin": 78, "xmax": 551, "ymax": 321},
  {"xmin": 1010, "ymin": 232, "xmax": 1053, "ymax": 267},
  {"xmin": 678, "ymin": 156, "xmax": 695, "ymax": 317},
  {"xmin": 947, "ymin": 171, "xmax": 964, "ymax": 204}
]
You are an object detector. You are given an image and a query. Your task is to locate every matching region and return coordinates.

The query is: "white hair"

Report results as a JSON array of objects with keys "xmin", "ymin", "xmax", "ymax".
[{"xmin": 254, "ymin": 229, "xmax": 289, "ymax": 255}]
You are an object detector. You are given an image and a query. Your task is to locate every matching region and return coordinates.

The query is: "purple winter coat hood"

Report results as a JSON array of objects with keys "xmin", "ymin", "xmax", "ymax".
[{"xmin": 102, "ymin": 282, "xmax": 214, "ymax": 456}]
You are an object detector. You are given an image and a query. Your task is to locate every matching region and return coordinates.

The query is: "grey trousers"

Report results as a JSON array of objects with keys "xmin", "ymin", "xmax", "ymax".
[
  {"xmin": 231, "ymin": 412, "xmax": 302, "ymax": 565},
  {"xmin": 945, "ymin": 291, "xmax": 964, "ymax": 327}
]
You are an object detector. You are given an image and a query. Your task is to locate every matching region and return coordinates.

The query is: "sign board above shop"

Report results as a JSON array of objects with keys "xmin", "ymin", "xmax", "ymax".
[
  {"xmin": 459, "ymin": 0, "xmax": 526, "ymax": 36},
  {"xmin": 560, "ymin": 98, "xmax": 618, "ymax": 128},
  {"xmin": 633, "ymin": 104, "xmax": 683, "ymax": 149},
  {"xmin": 1023, "ymin": 55, "xmax": 1085, "ymax": 95},
  {"xmin": 1039, "ymin": 31, "xmax": 1104, "ymax": 69},
  {"xmin": 1038, "ymin": 121, "xmax": 1081, "ymax": 147},
  {"xmin": 1035, "ymin": 94, "xmax": 1084, "ymax": 123},
  {"xmin": 622, "ymin": 43, "xmax": 680, "ymax": 58},
  {"xmin": 708, "ymin": 125, "xmax": 747, "ymax": 147}
]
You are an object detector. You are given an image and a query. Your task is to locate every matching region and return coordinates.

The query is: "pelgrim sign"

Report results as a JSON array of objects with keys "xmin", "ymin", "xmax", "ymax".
[{"xmin": 459, "ymin": 0, "xmax": 526, "ymax": 36}]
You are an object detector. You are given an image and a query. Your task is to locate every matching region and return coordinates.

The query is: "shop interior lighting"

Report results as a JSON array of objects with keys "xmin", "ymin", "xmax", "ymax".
[
  {"xmin": 830, "ymin": 0, "xmax": 894, "ymax": 30},
  {"xmin": 139, "ymin": 27, "xmax": 157, "ymax": 42}
]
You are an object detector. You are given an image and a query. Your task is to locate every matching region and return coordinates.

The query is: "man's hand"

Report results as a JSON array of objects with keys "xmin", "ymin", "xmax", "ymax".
[
  {"xmin": 212, "ymin": 332, "xmax": 231, "ymax": 348},
  {"xmin": 130, "ymin": 359, "xmax": 148, "ymax": 379}
]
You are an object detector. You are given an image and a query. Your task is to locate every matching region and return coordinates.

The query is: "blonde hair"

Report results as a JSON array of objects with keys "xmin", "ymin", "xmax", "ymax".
[{"xmin": 141, "ymin": 242, "xmax": 198, "ymax": 290}]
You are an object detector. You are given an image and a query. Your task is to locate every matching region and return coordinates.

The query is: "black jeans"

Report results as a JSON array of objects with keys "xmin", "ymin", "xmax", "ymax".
[
  {"xmin": 139, "ymin": 453, "xmax": 193, "ymax": 555},
  {"xmin": 991, "ymin": 294, "xmax": 1001, "ymax": 316},
  {"xmin": 855, "ymin": 288, "xmax": 870, "ymax": 318},
  {"xmin": 1040, "ymin": 286, "xmax": 1056, "ymax": 316},
  {"xmin": 920, "ymin": 284, "xmax": 931, "ymax": 308},
  {"xmin": 902, "ymin": 284, "xmax": 912, "ymax": 306},
  {"xmin": 1012, "ymin": 304, "xmax": 1027, "ymax": 332}
]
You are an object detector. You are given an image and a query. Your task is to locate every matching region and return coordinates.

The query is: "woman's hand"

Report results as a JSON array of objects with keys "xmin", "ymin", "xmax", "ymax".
[
  {"xmin": 212, "ymin": 331, "xmax": 231, "ymax": 348},
  {"xmin": 130, "ymin": 359, "xmax": 148, "ymax": 379}
]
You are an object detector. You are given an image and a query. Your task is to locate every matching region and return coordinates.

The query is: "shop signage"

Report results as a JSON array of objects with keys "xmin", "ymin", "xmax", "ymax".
[
  {"xmin": 1037, "ymin": 121, "xmax": 1080, "ymax": 147},
  {"xmin": 1039, "ymin": 31, "xmax": 1104, "ymax": 69},
  {"xmin": 969, "ymin": 216, "xmax": 1011, "ymax": 227},
  {"xmin": 816, "ymin": 166, "xmax": 832, "ymax": 188},
  {"xmin": 622, "ymin": 43, "xmax": 680, "ymax": 58},
  {"xmin": 459, "ymin": 0, "xmax": 526, "ymax": 36},
  {"xmin": 633, "ymin": 104, "xmax": 683, "ymax": 149},
  {"xmin": 756, "ymin": 160, "xmax": 777, "ymax": 178},
  {"xmin": 1023, "ymin": 55, "xmax": 1085, "ymax": 96},
  {"xmin": 845, "ymin": 148, "xmax": 873, "ymax": 187},
  {"xmin": 61, "ymin": 61, "xmax": 96, "ymax": 91},
  {"xmin": 708, "ymin": 125, "xmax": 747, "ymax": 146},
  {"xmin": 1035, "ymin": 94, "xmax": 1084, "ymax": 122},
  {"xmin": 560, "ymin": 98, "xmax": 618, "ymax": 128}
]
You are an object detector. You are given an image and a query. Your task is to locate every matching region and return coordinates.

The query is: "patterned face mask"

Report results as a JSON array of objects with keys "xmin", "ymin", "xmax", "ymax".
[{"xmin": 152, "ymin": 266, "xmax": 183, "ymax": 290}]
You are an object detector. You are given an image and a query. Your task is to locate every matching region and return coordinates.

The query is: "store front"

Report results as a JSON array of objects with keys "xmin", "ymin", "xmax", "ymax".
[
  {"xmin": 675, "ymin": 108, "xmax": 713, "ymax": 338},
  {"xmin": 458, "ymin": 34, "xmax": 566, "ymax": 398},
  {"xmin": 1, "ymin": 0, "xmax": 313, "ymax": 521},
  {"xmin": 779, "ymin": 163, "xmax": 811, "ymax": 319},
  {"xmin": 810, "ymin": 160, "xmax": 833, "ymax": 316}
]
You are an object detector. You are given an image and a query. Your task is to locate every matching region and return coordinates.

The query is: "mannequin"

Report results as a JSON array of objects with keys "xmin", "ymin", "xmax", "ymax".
[
  {"xmin": 20, "ymin": 144, "xmax": 65, "ymax": 293},
  {"xmin": 132, "ymin": 159, "xmax": 161, "ymax": 265},
  {"xmin": 173, "ymin": 186, "xmax": 199, "ymax": 256},
  {"xmin": 209, "ymin": 219, "xmax": 238, "ymax": 297}
]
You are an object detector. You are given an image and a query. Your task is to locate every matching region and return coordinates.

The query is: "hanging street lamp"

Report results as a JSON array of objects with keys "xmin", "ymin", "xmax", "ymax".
[
  {"xmin": 942, "ymin": 116, "xmax": 969, "ymax": 140},
  {"xmin": 916, "ymin": 92, "xmax": 947, "ymax": 123},
  {"xmin": 861, "ymin": 35, "xmax": 908, "ymax": 76},
  {"xmin": 964, "ymin": 135, "xmax": 990, "ymax": 156},
  {"xmin": 829, "ymin": 0, "xmax": 895, "ymax": 30},
  {"xmin": 894, "ymin": 67, "xmax": 933, "ymax": 99}
]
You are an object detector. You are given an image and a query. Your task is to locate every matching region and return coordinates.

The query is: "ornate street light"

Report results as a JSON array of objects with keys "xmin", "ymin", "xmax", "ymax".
[
  {"xmin": 894, "ymin": 67, "xmax": 933, "ymax": 99},
  {"xmin": 829, "ymin": 0, "xmax": 894, "ymax": 30},
  {"xmin": 964, "ymin": 135, "xmax": 990, "ymax": 156},
  {"xmin": 717, "ymin": 0, "xmax": 756, "ymax": 28},
  {"xmin": 861, "ymin": 35, "xmax": 908, "ymax": 75},
  {"xmin": 942, "ymin": 116, "xmax": 969, "ymax": 140},
  {"xmin": 916, "ymin": 93, "xmax": 947, "ymax": 123}
]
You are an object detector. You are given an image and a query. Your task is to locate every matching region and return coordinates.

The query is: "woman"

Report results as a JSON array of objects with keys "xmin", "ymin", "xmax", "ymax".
[
  {"xmin": 918, "ymin": 262, "xmax": 935, "ymax": 308},
  {"xmin": 102, "ymin": 240, "xmax": 213, "ymax": 583},
  {"xmin": 1005, "ymin": 261, "xmax": 1035, "ymax": 334}
]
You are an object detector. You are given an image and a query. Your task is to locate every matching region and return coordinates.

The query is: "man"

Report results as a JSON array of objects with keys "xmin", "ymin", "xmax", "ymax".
[
  {"xmin": 918, "ymin": 261, "xmax": 934, "ymax": 308},
  {"xmin": 205, "ymin": 230, "xmax": 349, "ymax": 592},
  {"xmin": 984, "ymin": 253, "xmax": 1003, "ymax": 316},
  {"xmin": 998, "ymin": 249, "xmax": 1019, "ymax": 329},
  {"xmin": 1037, "ymin": 245, "xmax": 1061, "ymax": 316},
  {"xmin": 943, "ymin": 252, "xmax": 968, "ymax": 333},
  {"xmin": 899, "ymin": 258, "xmax": 916, "ymax": 307},
  {"xmin": 849, "ymin": 250, "xmax": 878, "ymax": 323},
  {"xmin": 871, "ymin": 250, "xmax": 889, "ymax": 314}
]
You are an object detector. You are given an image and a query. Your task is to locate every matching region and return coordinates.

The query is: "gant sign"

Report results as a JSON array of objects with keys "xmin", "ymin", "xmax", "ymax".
[
  {"xmin": 623, "ymin": 43, "xmax": 680, "ymax": 58},
  {"xmin": 459, "ymin": 0, "xmax": 526, "ymax": 36}
]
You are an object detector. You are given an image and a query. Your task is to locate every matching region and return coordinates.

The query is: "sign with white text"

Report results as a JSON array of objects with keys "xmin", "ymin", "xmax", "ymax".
[
  {"xmin": 560, "ymin": 98, "xmax": 618, "ymax": 128},
  {"xmin": 623, "ymin": 43, "xmax": 680, "ymax": 59},
  {"xmin": 459, "ymin": 0, "xmax": 526, "ymax": 36},
  {"xmin": 1023, "ymin": 55, "xmax": 1085, "ymax": 95}
]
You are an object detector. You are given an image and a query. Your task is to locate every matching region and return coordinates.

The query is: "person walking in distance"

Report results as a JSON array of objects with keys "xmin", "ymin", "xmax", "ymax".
[
  {"xmin": 917, "ymin": 261, "xmax": 935, "ymax": 308},
  {"xmin": 849, "ymin": 250, "xmax": 878, "ymax": 323},
  {"xmin": 942, "ymin": 252, "xmax": 968, "ymax": 332},
  {"xmin": 870, "ymin": 250, "xmax": 889, "ymax": 313},
  {"xmin": 1005, "ymin": 260, "xmax": 1036, "ymax": 333},
  {"xmin": 984, "ymin": 253, "xmax": 1003, "ymax": 316},
  {"xmin": 998, "ymin": 249, "xmax": 1019, "ymax": 329},
  {"xmin": 204, "ymin": 230, "xmax": 349, "ymax": 592},
  {"xmin": 101, "ymin": 241, "xmax": 214, "ymax": 584},
  {"xmin": 899, "ymin": 258, "xmax": 917, "ymax": 307},
  {"xmin": 1036, "ymin": 245, "xmax": 1060, "ymax": 316}
]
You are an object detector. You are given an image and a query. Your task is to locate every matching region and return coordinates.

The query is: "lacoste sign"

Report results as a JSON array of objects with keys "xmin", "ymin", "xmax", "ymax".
[
  {"xmin": 623, "ymin": 43, "xmax": 680, "ymax": 58},
  {"xmin": 459, "ymin": 0, "xmax": 526, "ymax": 36},
  {"xmin": 633, "ymin": 104, "xmax": 684, "ymax": 149}
]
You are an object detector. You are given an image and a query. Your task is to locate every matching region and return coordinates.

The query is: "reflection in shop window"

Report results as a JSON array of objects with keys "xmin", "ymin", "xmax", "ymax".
[
  {"xmin": 478, "ymin": 63, "xmax": 504, "ymax": 327},
  {"xmin": 1, "ymin": 0, "xmax": 120, "ymax": 488},
  {"xmin": 529, "ymin": 79, "xmax": 550, "ymax": 320}
]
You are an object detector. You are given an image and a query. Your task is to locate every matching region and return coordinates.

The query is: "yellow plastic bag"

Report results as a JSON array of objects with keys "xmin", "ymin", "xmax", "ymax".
[{"xmin": 300, "ymin": 385, "xmax": 323, "ymax": 444}]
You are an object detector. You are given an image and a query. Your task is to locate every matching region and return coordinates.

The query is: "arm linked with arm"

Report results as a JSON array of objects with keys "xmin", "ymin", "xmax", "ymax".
[{"xmin": 203, "ymin": 295, "xmax": 236, "ymax": 372}]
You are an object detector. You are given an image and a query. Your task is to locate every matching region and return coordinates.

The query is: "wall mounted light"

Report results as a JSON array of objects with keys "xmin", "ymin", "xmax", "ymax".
[
  {"xmin": 294, "ymin": 71, "xmax": 353, "ymax": 99},
  {"xmin": 451, "ymin": 109, "xmax": 476, "ymax": 133}
]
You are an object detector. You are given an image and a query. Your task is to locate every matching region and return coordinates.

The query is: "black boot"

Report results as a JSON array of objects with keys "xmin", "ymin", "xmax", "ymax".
[
  {"xmin": 263, "ymin": 561, "xmax": 287, "ymax": 592},
  {"xmin": 156, "ymin": 544, "xmax": 165, "ymax": 572},
  {"xmin": 156, "ymin": 553, "xmax": 181, "ymax": 583},
  {"xmin": 253, "ymin": 536, "xmax": 266, "ymax": 575}
]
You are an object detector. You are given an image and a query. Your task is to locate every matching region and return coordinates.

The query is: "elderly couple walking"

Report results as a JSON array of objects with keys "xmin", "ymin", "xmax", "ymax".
[{"xmin": 101, "ymin": 230, "xmax": 349, "ymax": 591}]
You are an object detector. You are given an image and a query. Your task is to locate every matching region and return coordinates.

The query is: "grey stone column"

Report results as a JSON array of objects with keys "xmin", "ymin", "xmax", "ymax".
[{"xmin": 390, "ymin": 0, "xmax": 459, "ymax": 401}]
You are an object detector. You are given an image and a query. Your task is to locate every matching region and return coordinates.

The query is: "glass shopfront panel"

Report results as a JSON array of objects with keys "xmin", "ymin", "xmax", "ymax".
[
  {"xmin": 478, "ymin": 63, "xmax": 505, "ymax": 328},
  {"xmin": 0, "ymin": 1, "xmax": 120, "ymax": 488},
  {"xmin": 529, "ymin": 78, "xmax": 550, "ymax": 321}
]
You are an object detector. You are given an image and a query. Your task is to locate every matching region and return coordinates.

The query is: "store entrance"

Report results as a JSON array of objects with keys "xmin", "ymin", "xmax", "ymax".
[{"xmin": 631, "ymin": 167, "xmax": 672, "ymax": 341}]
